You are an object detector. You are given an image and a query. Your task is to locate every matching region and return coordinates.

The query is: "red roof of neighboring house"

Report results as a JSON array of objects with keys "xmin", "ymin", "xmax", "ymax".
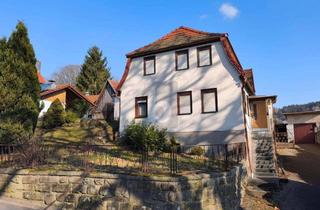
[
  {"xmin": 37, "ymin": 71, "xmax": 46, "ymax": 84},
  {"xmin": 117, "ymin": 26, "xmax": 254, "ymax": 94},
  {"xmin": 108, "ymin": 80, "xmax": 119, "ymax": 92},
  {"xmin": 86, "ymin": 95, "xmax": 99, "ymax": 104},
  {"xmin": 40, "ymin": 84, "xmax": 96, "ymax": 106}
]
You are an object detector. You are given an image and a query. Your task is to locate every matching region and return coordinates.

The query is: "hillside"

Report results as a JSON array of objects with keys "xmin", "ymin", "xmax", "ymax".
[{"xmin": 275, "ymin": 101, "xmax": 320, "ymax": 123}]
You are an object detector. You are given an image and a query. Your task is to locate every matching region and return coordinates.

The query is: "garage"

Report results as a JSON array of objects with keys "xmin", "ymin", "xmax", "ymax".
[
  {"xmin": 294, "ymin": 123, "xmax": 315, "ymax": 144},
  {"xmin": 284, "ymin": 111, "xmax": 320, "ymax": 144}
]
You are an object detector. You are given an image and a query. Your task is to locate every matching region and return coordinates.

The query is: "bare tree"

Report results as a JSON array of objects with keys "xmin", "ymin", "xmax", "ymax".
[{"xmin": 52, "ymin": 65, "xmax": 81, "ymax": 85}]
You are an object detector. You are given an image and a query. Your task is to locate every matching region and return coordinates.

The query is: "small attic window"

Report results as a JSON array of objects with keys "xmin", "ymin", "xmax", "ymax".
[
  {"xmin": 175, "ymin": 50, "xmax": 189, "ymax": 70},
  {"xmin": 197, "ymin": 45, "xmax": 212, "ymax": 67},
  {"xmin": 144, "ymin": 56, "xmax": 156, "ymax": 75}
]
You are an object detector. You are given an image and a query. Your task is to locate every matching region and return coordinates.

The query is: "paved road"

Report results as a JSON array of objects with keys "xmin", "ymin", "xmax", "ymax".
[
  {"xmin": 0, "ymin": 197, "xmax": 41, "ymax": 210},
  {"xmin": 277, "ymin": 144, "xmax": 320, "ymax": 210}
]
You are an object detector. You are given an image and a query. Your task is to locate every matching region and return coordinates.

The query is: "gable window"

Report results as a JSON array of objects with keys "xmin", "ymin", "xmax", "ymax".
[
  {"xmin": 177, "ymin": 91, "xmax": 192, "ymax": 115},
  {"xmin": 197, "ymin": 45, "xmax": 212, "ymax": 67},
  {"xmin": 135, "ymin": 96, "xmax": 148, "ymax": 118},
  {"xmin": 175, "ymin": 50, "xmax": 189, "ymax": 70},
  {"xmin": 144, "ymin": 56, "xmax": 156, "ymax": 75},
  {"xmin": 201, "ymin": 88, "xmax": 218, "ymax": 113}
]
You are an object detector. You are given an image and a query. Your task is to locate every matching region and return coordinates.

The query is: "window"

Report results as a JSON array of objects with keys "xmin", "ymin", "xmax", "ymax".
[
  {"xmin": 201, "ymin": 88, "xmax": 218, "ymax": 113},
  {"xmin": 197, "ymin": 45, "xmax": 212, "ymax": 67},
  {"xmin": 135, "ymin": 96, "xmax": 148, "ymax": 118},
  {"xmin": 175, "ymin": 50, "xmax": 189, "ymax": 70},
  {"xmin": 251, "ymin": 103, "xmax": 257, "ymax": 120},
  {"xmin": 144, "ymin": 56, "xmax": 156, "ymax": 75},
  {"xmin": 177, "ymin": 91, "xmax": 192, "ymax": 115}
]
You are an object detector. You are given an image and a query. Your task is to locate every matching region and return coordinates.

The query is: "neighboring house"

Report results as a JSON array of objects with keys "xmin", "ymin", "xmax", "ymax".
[
  {"xmin": 284, "ymin": 111, "xmax": 320, "ymax": 144},
  {"xmin": 39, "ymin": 84, "xmax": 95, "ymax": 117},
  {"xmin": 117, "ymin": 26, "xmax": 276, "ymax": 145},
  {"xmin": 91, "ymin": 80, "xmax": 120, "ymax": 121}
]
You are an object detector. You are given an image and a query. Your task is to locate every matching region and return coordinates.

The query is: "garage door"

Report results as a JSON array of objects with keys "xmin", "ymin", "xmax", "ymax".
[{"xmin": 294, "ymin": 123, "xmax": 315, "ymax": 144}]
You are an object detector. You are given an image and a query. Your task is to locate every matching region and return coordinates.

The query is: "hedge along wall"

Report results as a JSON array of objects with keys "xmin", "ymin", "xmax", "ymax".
[{"xmin": 0, "ymin": 165, "xmax": 246, "ymax": 210}]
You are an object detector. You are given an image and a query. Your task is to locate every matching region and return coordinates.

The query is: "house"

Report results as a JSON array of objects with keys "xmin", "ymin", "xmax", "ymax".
[
  {"xmin": 117, "ymin": 26, "xmax": 274, "ymax": 143},
  {"xmin": 117, "ymin": 26, "xmax": 278, "ymax": 178},
  {"xmin": 39, "ymin": 83, "xmax": 96, "ymax": 117},
  {"xmin": 284, "ymin": 111, "xmax": 320, "ymax": 144},
  {"xmin": 90, "ymin": 80, "xmax": 120, "ymax": 121}
]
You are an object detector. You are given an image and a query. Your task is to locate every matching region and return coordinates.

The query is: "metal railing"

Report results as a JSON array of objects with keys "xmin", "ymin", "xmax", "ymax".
[{"xmin": 0, "ymin": 142, "xmax": 246, "ymax": 175}]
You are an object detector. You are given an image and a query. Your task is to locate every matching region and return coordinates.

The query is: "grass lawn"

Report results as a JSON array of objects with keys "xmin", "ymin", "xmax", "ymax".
[{"xmin": 11, "ymin": 119, "xmax": 235, "ymax": 175}]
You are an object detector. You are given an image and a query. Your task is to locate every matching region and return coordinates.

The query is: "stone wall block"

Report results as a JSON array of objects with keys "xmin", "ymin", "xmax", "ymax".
[
  {"xmin": 23, "ymin": 192, "xmax": 43, "ymax": 201},
  {"xmin": 22, "ymin": 184, "xmax": 34, "ymax": 191},
  {"xmin": 22, "ymin": 176, "xmax": 38, "ymax": 184},
  {"xmin": 52, "ymin": 183, "xmax": 72, "ymax": 193},
  {"xmin": 87, "ymin": 184, "xmax": 98, "ymax": 195},
  {"xmin": 35, "ymin": 183, "xmax": 51, "ymax": 192},
  {"xmin": 39, "ymin": 176, "xmax": 59, "ymax": 183},
  {"xmin": 94, "ymin": 179, "xmax": 104, "ymax": 185},
  {"xmin": 44, "ymin": 193, "xmax": 55, "ymax": 205}
]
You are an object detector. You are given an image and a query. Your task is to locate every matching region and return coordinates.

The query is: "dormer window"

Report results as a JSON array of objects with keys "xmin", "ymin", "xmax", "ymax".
[
  {"xmin": 144, "ymin": 56, "xmax": 156, "ymax": 75},
  {"xmin": 197, "ymin": 45, "xmax": 212, "ymax": 67},
  {"xmin": 175, "ymin": 50, "xmax": 189, "ymax": 71}
]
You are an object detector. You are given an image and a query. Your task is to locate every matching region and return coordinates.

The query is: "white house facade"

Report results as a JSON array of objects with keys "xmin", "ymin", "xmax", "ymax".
[{"xmin": 118, "ymin": 27, "xmax": 256, "ymax": 145}]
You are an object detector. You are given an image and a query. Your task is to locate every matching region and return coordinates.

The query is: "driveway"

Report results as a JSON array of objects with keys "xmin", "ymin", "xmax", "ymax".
[{"xmin": 277, "ymin": 144, "xmax": 320, "ymax": 210}]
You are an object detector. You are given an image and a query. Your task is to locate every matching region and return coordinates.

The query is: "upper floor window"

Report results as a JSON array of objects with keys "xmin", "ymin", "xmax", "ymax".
[
  {"xmin": 175, "ymin": 50, "xmax": 189, "ymax": 70},
  {"xmin": 177, "ymin": 91, "xmax": 192, "ymax": 115},
  {"xmin": 144, "ymin": 56, "xmax": 156, "ymax": 75},
  {"xmin": 201, "ymin": 88, "xmax": 218, "ymax": 113},
  {"xmin": 197, "ymin": 45, "xmax": 212, "ymax": 67},
  {"xmin": 135, "ymin": 96, "xmax": 148, "ymax": 118}
]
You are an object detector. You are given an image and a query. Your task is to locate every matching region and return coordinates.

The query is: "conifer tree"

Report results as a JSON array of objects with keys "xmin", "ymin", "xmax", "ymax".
[
  {"xmin": 7, "ymin": 21, "xmax": 40, "ymax": 105},
  {"xmin": 0, "ymin": 22, "xmax": 40, "ymax": 143},
  {"xmin": 76, "ymin": 46, "xmax": 111, "ymax": 95}
]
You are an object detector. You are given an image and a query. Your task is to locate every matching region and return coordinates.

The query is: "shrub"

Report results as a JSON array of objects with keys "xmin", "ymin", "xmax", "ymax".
[
  {"xmin": 122, "ymin": 122, "xmax": 168, "ymax": 152},
  {"xmin": 67, "ymin": 98, "xmax": 89, "ymax": 118},
  {"xmin": 189, "ymin": 146, "xmax": 205, "ymax": 156},
  {"xmin": 65, "ymin": 111, "xmax": 79, "ymax": 124},
  {"xmin": 42, "ymin": 99, "xmax": 65, "ymax": 129}
]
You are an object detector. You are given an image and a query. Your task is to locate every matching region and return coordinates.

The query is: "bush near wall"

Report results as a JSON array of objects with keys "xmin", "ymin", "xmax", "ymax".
[{"xmin": 122, "ymin": 122, "xmax": 169, "ymax": 152}]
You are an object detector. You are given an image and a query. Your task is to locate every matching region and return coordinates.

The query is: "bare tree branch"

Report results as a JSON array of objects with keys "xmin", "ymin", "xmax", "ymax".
[{"xmin": 52, "ymin": 65, "xmax": 81, "ymax": 85}]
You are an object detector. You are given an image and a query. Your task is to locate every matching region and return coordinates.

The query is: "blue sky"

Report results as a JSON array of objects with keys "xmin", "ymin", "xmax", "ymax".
[{"xmin": 0, "ymin": 0, "xmax": 319, "ymax": 107}]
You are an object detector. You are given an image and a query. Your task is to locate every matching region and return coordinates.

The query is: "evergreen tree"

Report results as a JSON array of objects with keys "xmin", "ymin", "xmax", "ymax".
[
  {"xmin": 76, "ymin": 46, "xmax": 111, "ymax": 95},
  {"xmin": 0, "ymin": 22, "xmax": 40, "ymax": 143},
  {"xmin": 7, "ymin": 21, "xmax": 40, "ymax": 106},
  {"xmin": 42, "ymin": 99, "xmax": 66, "ymax": 129}
]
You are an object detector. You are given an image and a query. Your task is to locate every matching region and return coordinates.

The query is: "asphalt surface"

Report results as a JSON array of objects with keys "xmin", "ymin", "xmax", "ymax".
[{"xmin": 277, "ymin": 144, "xmax": 320, "ymax": 210}]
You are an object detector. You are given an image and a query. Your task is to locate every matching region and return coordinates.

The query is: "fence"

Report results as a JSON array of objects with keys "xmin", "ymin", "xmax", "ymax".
[{"xmin": 0, "ymin": 142, "xmax": 246, "ymax": 175}]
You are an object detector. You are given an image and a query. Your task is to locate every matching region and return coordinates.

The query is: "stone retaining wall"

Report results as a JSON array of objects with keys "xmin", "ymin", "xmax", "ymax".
[{"xmin": 0, "ymin": 165, "xmax": 246, "ymax": 210}]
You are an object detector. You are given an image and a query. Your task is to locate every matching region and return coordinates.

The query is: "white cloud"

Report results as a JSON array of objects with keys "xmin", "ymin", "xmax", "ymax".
[
  {"xmin": 219, "ymin": 3, "xmax": 239, "ymax": 19},
  {"xmin": 199, "ymin": 14, "xmax": 209, "ymax": 20}
]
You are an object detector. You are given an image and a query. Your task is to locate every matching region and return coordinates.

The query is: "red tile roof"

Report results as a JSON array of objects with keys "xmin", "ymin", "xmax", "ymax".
[
  {"xmin": 37, "ymin": 71, "xmax": 46, "ymax": 84},
  {"xmin": 117, "ymin": 26, "xmax": 253, "ymax": 94},
  {"xmin": 40, "ymin": 84, "xmax": 96, "ymax": 106},
  {"xmin": 86, "ymin": 95, "xmax": 99, "ymax": 104},
  {"xmin": 127, "ymin": 26, "xmax": 226, "ymax": 58},
  {"xmin": 108, "ymin": 80, "xmax": 119, "ymax": 92}
]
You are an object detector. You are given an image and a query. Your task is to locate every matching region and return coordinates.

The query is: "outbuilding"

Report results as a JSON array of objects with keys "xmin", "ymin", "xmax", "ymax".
[{"xmin": 284, "ymin": 111, "xmax": 320, "ymax": 144}]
